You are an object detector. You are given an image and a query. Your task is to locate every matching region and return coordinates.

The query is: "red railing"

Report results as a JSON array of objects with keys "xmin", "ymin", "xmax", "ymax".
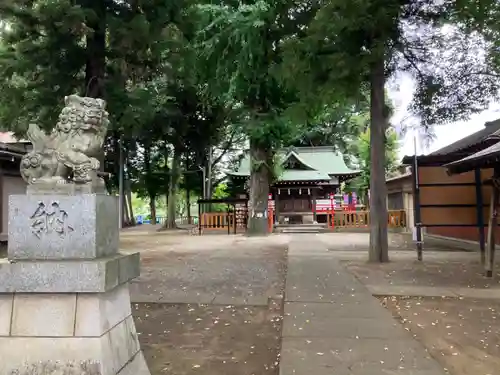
[{"xmin": 327, "ymin": 210, "xmax": 406, "ymax": 228}]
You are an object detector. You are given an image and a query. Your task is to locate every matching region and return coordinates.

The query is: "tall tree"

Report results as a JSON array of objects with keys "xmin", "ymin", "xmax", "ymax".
[
  {"xmin": 194, "ymin": 1, "xmax": 319, "ymax": 235},
  {"xmin": 280, "ymin": 0, "xmax": 500, "ymax": 262},
  {"xmin": 0, "ymin": 1, "xmax": 181, "ymax": 133}
]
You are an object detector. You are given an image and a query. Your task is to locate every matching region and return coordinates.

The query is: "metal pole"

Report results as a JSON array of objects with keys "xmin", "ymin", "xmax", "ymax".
[{"xmin": 118, "ymin": 137, "xmax": 124, "ymax": 229}]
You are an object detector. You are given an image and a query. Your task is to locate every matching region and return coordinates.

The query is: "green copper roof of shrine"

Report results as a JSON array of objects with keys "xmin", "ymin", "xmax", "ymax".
[
  {"xmin": 228, "ymin": 146, "xmax": 360, "ymax": 181},
  {"xmin": 279, "ymin": 170, "xmax": 332, "ymax": 181}
]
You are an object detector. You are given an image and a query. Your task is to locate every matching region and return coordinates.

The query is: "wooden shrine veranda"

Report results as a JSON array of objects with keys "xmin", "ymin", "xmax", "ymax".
[{"xmin": 197, "ymin": 197, "xmax": 406, "ymax": 234}]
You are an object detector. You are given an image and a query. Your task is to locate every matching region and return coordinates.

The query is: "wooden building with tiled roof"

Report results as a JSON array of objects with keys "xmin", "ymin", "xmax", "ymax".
[
  {"xmin": 228, "ymin": 146, "xmax": 360, "ymax": 225},
  {"xmin": 441, "ymin": 122, "xmax": 500, "ymax": 276},
  {"xmin": 401, "ymin": 118, "xmax": 500, "ymax": 268}
]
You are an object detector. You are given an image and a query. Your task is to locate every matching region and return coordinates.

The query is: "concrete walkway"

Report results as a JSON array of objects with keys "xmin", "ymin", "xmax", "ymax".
[{"xmin": 280, "ymin": 236, "xmax": 447, "ymax": 375}]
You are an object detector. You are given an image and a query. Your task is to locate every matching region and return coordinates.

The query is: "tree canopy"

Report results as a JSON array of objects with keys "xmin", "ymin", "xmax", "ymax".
[
  {"xmin": 276, "ymin": 0, "xmax": 500, "ymax": 261},
  {"xmin": 346, "ymin": 127, "xmax": 400, "ymax": 199},
  {"xmin": 1, "ymin": 0, "xmax": 500, "ymax": 260}
]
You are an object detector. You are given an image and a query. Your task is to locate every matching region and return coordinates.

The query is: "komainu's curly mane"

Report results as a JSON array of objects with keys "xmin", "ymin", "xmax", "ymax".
[{"xmin": 20, "ymin": 95, "xmax": 109, "ymax": 186}]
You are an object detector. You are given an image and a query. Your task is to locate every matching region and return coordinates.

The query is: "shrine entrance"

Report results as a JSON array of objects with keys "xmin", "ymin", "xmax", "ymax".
[{"xmin": 271, "ymin": 185, "xmax": 337, "ymax": 225}]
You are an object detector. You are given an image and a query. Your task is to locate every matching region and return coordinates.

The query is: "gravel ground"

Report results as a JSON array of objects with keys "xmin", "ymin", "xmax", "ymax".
[
  {"xmin": 128, "ymin": 237, "xmax": 288, "ymax": 305},
  {"xmin": 124, "ymin": 232, "xmax": 288, "ymax": 374},
  {"xmin": 383, "ymin": 296, "xmax": 500, "ymax": 375}
]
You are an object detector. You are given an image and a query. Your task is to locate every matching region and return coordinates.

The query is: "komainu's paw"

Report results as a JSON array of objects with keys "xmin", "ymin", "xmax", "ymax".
[{"xmin": 89, "ymin": 157, "xmax": 100, "ymax": 170}]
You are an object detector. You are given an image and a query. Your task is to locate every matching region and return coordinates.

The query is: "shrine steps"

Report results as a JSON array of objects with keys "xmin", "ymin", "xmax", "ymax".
[{"xmin": 274, "ymin": 223, "xmax": 329, "ymax": 234}]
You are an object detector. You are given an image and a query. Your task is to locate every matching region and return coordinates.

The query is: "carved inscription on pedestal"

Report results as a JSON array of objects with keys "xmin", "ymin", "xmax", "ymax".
[{"xmin": 30, "ymin": 201, "xmax": 75, "ymax": 238}]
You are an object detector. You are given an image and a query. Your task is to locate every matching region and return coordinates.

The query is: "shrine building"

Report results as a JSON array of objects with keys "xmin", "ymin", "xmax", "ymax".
[{"xmin": 227, "ymin": 146, "xmax": 360, "ymax": 225}]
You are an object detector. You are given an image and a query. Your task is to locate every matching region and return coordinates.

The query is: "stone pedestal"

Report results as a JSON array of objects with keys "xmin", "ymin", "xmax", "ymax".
[{"xmin": 0, "ymin": 193, "xmax": 151, "ymax": 375}]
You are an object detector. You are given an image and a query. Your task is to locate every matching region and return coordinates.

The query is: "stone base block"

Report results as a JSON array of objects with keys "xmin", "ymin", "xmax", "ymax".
[
  {"xmin": 0, "ymin": 252, "xmax": 139, "ymax": 293},
  {"xmin": 26, "ymin": 178, "xmax": 107, "ymax": 196},
  {"xmin": 119, "ymin": 351, "xmax": 151, "ymax": 375},
  {"xmin": 0, "ymin": 283, "xmax": 151, "ymax": 375},
  {"xmin": 8, "ymin": 193, "xmax": 119, "ymax": 260}
]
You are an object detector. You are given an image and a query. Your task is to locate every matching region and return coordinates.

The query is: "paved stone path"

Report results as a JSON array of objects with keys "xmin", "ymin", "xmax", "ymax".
[{"xmin": 280, "ymin": 235, "xmax": 447, "ymax": 375}]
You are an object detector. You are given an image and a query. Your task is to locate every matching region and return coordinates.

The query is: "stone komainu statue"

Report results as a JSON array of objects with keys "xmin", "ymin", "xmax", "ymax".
[{"xmin": 20, "ymin": 95, "xmax": 109, "ymax": 186}]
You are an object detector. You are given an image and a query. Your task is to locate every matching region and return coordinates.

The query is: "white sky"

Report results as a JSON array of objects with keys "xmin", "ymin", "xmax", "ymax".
[{"xmin": 389, "ymin": 73, "xmax": 500, "ymax": 159}]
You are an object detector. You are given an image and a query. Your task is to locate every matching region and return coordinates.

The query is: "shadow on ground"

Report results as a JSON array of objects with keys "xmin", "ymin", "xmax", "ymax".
[
  {"xmin": 341, "ymin": 245, "xmax": 500, "ymax": 375},
  {"xmin": 134, "ymin": 301, "xmax": 282, "ymax": 375},
  {"xmin": 346, "ymin": 259, "xmax": 500, "ymax": 288},
  {"xmin": 123, "ymin": 232, "xmax": 289, "ymax": 375},
  {"xmin": 121, "ymin": 230, "xmax": 483, "ymax": 375},
  {"xmin": 383, "ymin": 296, "xmax": 500, "ymax": 375}
]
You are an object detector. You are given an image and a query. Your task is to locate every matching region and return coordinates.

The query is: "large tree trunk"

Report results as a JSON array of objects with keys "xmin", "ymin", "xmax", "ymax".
[
  {"xmin": 164, "ymin": 144, "xmax": 170, "ymax": 222},
  {"xmin": 165, "ymin": 148, "xmax": 181, "ymax": 229},
  {"xmin": 368, "ymin": 51, "xmax": 389, "ymax": 263},
  {"xmin": 247, "ymin": 141, "xmax": 271, "ymax": 236},
  {"xmin": 185, "ymin": 153, "xmax": 192, "ymax": 224},
  {"xmin": 83, "ymin": 1, "xmax": 106, "ymax": 198},
  {"xmin": 85, "ymin": 1, "xmax": 106, "ymax": 98},
  {"xmin": 149, "ymin": 196, "xmax": 157, "ymax": 225},
  {"xmin": 186, "ymin": 187, "xmax": 192, "ymax": 224},
  {"xmin": 144, "ymin": 144, "xmax": 157, "ymax": 224}
]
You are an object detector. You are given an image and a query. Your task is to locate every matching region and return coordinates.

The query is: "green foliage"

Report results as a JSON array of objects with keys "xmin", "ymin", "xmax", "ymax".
[
  {"xmin": 129, "ymin": 144, "xmax": 169, "ymax": 202},
  {"xmin": 213, "ymin": 183, "xmax": 229, "ymax": 199},
  {"xmin": 279, "ymin": 0, "xmax": 500, "ymax": 131},
  {"xmin": 270, "ymin": 153, "xmax": 285, "ymax": 182},
  {"xmin": 289, "ymin": 96, "xmax": 372, "ymax": 153},
  {"xmin": 0, "ymin": 0, "xmax": 181, "ymax": 132},
  {"xmin": 0, "ymin": 0, "xmax": 240, "ymax": 225},
  {"xmin": 2, "ymin": 0, "xmax": 500, "ymax": 238},
  {"xmin": 346, "ymin": 127, "xmax": 400, "ymax": 197},
  {"xmin": 211, "ymin": 183, "xmax": 230, "ymax": 212},
  {"xmin": 194, "ymin": 1, "xmax": 311, "ymax": 151},
  {"xmin": 194, "ymin": 2, "xmax": 272, "ymax": 103},
  {"xmin": 273, "ymin": 0, "xmax": 500, "ymax": 258}
]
